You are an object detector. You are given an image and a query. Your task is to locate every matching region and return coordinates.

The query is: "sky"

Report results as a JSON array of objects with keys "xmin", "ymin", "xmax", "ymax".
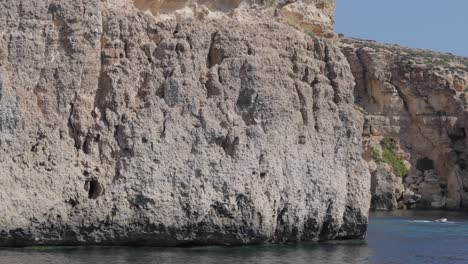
[{"xmin": 335, "ymin": 0, "xmax": 468, "ymax": 57}]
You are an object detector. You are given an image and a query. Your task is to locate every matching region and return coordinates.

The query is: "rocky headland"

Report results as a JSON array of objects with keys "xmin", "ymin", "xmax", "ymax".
[{"xmin": 0, "ymin": 0, "xmax": 466, "ymax": 246}]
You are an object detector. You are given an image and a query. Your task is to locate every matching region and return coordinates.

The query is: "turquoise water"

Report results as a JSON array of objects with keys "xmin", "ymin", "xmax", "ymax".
[{"xmin": 1, "ymin": 211, "xmax": 468, "ymax": 264}]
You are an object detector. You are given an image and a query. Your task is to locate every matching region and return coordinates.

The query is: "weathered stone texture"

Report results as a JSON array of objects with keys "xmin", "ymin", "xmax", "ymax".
[{"xmin": 0, "ymin": 0, "xmax": 369, "ymax": 246}]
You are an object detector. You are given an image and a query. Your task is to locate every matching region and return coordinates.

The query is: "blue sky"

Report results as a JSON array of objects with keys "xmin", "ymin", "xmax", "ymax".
[{"xmin": 335, "ymin": 0, "xmax": 468, "ymax": 57}]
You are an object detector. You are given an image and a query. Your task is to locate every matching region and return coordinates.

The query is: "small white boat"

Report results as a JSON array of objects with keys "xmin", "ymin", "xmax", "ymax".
[{"xmin": 435, "ymin": 218, "xmax": 448, "ymax": 223}]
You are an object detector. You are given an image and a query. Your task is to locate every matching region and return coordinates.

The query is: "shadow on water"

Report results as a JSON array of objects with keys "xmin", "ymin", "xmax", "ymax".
[
  {"xmin": 0, "ymin": 242, "xmax": 372, "ymax": 264},
  {"xmin": 1, "ymin": 211, "xmax": 468, "ymax": 264},
  {"xmin": 0, "ymin": 241, "xmax": 369, "ymax": 264}
]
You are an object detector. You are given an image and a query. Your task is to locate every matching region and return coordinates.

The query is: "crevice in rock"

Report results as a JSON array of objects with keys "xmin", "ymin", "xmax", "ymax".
[
  {"xmin": 82, "ymin": 132, "xmax": 93, "ymax": 154},
  {"xmin": 237, "ymin": 90, "xmax": 258, "ymax": 126},
  {"xmin": 205, "ymin": 67, "xmax": 222, "ymax": 98},
  {"xmin": 311, "ymin": 77, "xmax": 321, "ymax": 131},
  {"xmin": 82, "ymin": 131, "xmax": 100, "ymax": 155},
  {"xmin": 67, "ymin": 102, "xmax": 82, "ymax": 151},
  {"xmin": 136, "ymin": 72, "xmax": 151, "ymax": 103},
  {"xmin": 217, "ymin": 66, "xmax": 223, "ymax": 84},
  {"xmin": 237, "ymin": 60, "xmax": 259, "ymax": 126},
  {"xmin": 94, "ymin": 71, "xmax": 113, "ymax": 114},
  {"xmin": 49, "ymin": 4, "xmax": 75, "ymax": 54},
  {"xmin": 161, "ymin": 111, "xmax": 167, "ymax": 139},
  {"xmin": 389, "ymin": 76, "xmax": 410, "ymax": 114},
  {"xmin": 207, "ymin": 31, "xmax": 223, "ymax": 68},
  {"xmin": 295, "ymin": 84, "xmax": 309, "ymax": 126},
  {"xmin": 114, "ymin": 124, "xmax": 135, "ymax": 157},
  {"xmin": 301, "ymin": 66, "xmax": 312, "ymax": 84},
  {"xmin": 0, "ymin": 70, "xmax": 3, "ymax": 102},
  {"xmin": 323, "ymin": 45, "xmax": 340, "ymax": 104},
  {"xmin": 274, "ymin": 206, "xmax": 290, "ymax": 241},
  {"xmin": 352, "ymin": 48, "xmax": 371, "ymax": 108},
  {"xmin": 33, "ymin": 68, "xmax": 48, "ymax": 116},
  {"xmin": 259, "ymin": 153, "xmax": 265, "ymax": 166},
  {"xmin": 318, "ymin": 202, "xmax": 335, "ymax": 241},
  {"xmin": 221, "ymin": 134, "xmax": 239, "ymax": 158},
  {"xmin": 123, "ymin": 40, "xmax": 129, "ymax": 59}
]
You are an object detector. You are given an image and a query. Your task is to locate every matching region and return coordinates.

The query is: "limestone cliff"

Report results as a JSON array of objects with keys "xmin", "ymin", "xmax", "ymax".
[
  {"xmin": 341, "ymin": 38, "xmax": 468, "ymax": 210},
  {"xmin": 132, "ymin": 0, "xmax": 336, "ymax": 37},
  {"xmin": 0, "ymin": 0, "xmax": 371, "ymax": 246}
]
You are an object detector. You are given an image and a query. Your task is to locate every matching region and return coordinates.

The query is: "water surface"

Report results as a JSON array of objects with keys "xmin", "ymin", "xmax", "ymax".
[{"xmin": 1, "ymin": 211, "xmax": 468, "ymax": 264}]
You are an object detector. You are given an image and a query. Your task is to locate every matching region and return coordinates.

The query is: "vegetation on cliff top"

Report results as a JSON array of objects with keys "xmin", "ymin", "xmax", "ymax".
[{"xmin": 342, "ymin": 38, "xmax": 468, "ymax": 75}]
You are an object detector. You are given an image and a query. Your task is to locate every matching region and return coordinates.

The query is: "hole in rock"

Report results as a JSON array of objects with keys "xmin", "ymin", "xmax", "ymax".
[
  {"xmin": 86, "ymin": 179, "xmax": 103, "ymax": 199},
  {"xmin": 416, "ymin": 157, "xmax": 435, "ymax": 172},
  {"xmin": 299, "ymin": 135, "xmax": 306, "ymax": 144},
  {"xmin": 67, "ymin": 199, "xmax": 79, "ymax": 207}
]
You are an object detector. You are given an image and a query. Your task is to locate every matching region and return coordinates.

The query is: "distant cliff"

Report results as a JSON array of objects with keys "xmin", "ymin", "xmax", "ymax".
[
  {"xmin": 341, "ymin": 38, "xmax": 468, "ymax": 210},
  {"xmin": 0, "ymin": 0, "xmax": 371, "ymax": 246}
]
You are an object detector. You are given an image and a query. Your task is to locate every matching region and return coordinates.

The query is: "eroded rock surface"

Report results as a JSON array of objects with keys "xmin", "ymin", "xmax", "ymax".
[
  {"xmin": 369, "ymin": 163, "xmax": 404, "ymax": 210},
  {"xmin": 0, "ymin": 0, "xmax": 369, "ymax": 246},
  {"xmin": 132, "ymin": 0, "xmax": 336, "ymax": 37}
]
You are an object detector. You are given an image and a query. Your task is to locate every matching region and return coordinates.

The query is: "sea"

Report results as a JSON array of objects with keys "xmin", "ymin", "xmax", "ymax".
[{"xmin": 1, "ymin": 211, "xmax": 468, "ymax": 264}]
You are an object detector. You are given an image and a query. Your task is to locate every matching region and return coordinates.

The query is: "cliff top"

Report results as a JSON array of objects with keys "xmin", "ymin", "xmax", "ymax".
[
  {"xmin": 341, "ymin": 37, "xmax": 468, "ymax": 77},
  {"xmin": 127, "ymin": 0, "xmax": 336, "ymax": 37}
]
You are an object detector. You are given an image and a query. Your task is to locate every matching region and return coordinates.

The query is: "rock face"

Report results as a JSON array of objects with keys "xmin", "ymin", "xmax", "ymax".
[
  {"xmin": 0, "ymin": 0, "xmax": 371, "ymax": 246},
  {"xmin": 369, "ymin": 163, "xmax": 404, "ymax": 210},
  {"xmin": 369, "ymin": 162, "xmax": 421, "ymax": 210},
  {"xmin": 341, "ymin": 38, "xmax": 468, "ymax": 210},
  {"xmin": 132, "ymin": 0, "xmax": 336, "ymax": 37}
]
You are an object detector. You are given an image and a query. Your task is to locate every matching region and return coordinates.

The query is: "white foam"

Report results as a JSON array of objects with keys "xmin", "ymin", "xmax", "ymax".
[{"xmin": 408, "ymin": 220, "xmax": 457, "ymax": 224}]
